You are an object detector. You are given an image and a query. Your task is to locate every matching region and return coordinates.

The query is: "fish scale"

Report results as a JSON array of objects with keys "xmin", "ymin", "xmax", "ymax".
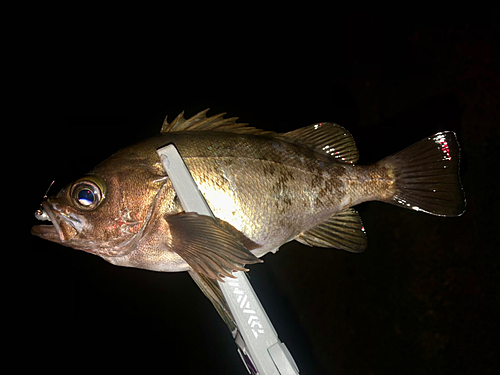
[{"xmin": 32, "ymin": 109, "xmax": 465, "ymax": 322}]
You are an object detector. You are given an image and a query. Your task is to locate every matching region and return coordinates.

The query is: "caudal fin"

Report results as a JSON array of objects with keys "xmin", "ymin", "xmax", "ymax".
[{"xmin": 378, "ymin": 131, "xmax": 466, "ymax": 217}]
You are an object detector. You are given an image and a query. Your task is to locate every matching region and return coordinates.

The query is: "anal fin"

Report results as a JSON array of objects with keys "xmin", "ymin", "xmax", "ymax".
[{"xmin": 295, "ymin": 208, "xmax": 367, "ymax": 253}]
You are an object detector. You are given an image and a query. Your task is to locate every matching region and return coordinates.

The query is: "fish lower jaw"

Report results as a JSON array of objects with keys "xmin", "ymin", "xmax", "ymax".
[
  {"xmin": 34, "ymin": 201, "xmax": 80, "ymax": 242},
  {"xmin": 31, "ymin": 224, "xmax": 62, "ymax": 243}
]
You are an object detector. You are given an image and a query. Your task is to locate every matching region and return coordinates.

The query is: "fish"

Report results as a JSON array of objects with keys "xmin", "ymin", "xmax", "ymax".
[{"xmin": 31, "ymin": 109, "xmax": 465, "ymax": 328}]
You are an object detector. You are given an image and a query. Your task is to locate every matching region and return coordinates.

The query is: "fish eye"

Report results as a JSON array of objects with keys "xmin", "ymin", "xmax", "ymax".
[
  {"xmin": 77, "ymin": 188, "xmax": 95, "ymax": 206},
  {"xmin": 71, "ymin": 176, "xmax": 106, "ymax": 211}
]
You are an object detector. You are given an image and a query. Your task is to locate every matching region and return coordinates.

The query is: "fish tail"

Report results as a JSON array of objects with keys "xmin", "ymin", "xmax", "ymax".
[{"xmin": 378, "ymin": 131, "xmax": 466, "ymax": 217}]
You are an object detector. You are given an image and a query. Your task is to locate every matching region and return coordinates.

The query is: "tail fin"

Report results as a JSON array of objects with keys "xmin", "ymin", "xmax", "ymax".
[{"xmin": 378, "ymin": 131, "xmax": 466, "ymax": 217}]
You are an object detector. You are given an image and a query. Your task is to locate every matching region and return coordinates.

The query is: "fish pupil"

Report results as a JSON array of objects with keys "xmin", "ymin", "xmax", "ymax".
[{"xmin": 78, "ymin": 189, "xmax": 94, "ymax": 206}]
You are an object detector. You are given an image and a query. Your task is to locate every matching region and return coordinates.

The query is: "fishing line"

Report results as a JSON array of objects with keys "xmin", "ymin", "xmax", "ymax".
[
  {"xmin": 43, "ymin": 179, "xmax": 56, "ymax": 200},
  {"xmin": 34, "ymin": 179, "xmax": 55, "ymax": 221}
]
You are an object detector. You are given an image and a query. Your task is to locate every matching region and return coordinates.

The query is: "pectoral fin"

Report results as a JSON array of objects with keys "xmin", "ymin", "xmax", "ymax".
[
  {"xmin": 166, "ymin": 212, "xmax": 262, "ymax": 281},
  {"xmin": 295, "ymin": 208, "xmax": 367, "ymax": 253}
]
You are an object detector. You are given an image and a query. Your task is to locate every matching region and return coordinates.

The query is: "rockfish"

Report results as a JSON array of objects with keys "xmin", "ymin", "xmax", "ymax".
[{"xmin": 32, "ymin": 109, "xmax": 465, "ymax": 326}]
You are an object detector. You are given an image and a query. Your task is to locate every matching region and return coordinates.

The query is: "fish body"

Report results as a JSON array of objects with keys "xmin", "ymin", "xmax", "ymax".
[
  {"xmin": 32, "ymin": 110, "xmax": 465, "ymax": 326},
  {"xmin": 109, "ymin": 132, "xmax": 372, "ymax": 265}
]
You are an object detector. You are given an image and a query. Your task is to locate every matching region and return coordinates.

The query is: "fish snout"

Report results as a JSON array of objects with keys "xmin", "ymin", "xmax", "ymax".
[{"xmin": 32, "ymin": 200, "xmax": 78, "ymax": 242}]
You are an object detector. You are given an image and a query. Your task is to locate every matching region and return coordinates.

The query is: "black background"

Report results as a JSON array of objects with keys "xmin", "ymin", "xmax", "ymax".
[{"xmin": 25, "ymin": 16, "xmax": 499, "ymax": 375}]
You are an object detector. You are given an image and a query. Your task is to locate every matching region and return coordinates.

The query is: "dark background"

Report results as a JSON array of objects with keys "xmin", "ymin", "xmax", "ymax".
[{"xmin": 25, "ymin": 17, "xmax": 498, "ymax": 375}]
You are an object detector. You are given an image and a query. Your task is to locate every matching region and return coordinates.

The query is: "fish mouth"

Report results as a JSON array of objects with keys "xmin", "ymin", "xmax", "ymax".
[{"xmin": 31, "ymin": 201, "xmax": 78, "ymax": 243}]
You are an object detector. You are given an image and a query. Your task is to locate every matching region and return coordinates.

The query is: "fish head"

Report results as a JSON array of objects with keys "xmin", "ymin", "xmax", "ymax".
[{"xmin": 32, "ymin": 152, "xmax": 169, "ymax": 258}]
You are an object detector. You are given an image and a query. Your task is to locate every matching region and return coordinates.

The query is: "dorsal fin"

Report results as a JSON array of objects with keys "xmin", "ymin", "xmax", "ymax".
[
  {"xmin": 161, "ymin": 108, "xmax": 275, "ymax": 136},
  {"xmin": 280, "ymin": 122, "xmax": 359, "ymax": 164},
  {"xmin": 161, "ymin": 110, "xmax": 359, "ymax": 164}
]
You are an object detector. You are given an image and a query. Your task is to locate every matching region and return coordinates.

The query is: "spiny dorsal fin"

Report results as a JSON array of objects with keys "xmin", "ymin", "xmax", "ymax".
[
  {"xmin": 161, "ymin": 108, "xmax": 275, "ymax": 136},
  {"xmin": 162, "ymin": 110, "xmax": 359, "ymax": 164},
  {"xmin": 280, "ymin": 122, "xmax": 359, "ymax": 164},
  {"xmin": 295, "ymin": 208, "xmax": 367, "ymax": 252}
]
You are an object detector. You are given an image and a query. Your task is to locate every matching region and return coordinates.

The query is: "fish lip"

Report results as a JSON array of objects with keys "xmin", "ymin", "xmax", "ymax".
[
  {"xmin": 31, "ymin": 223, "xmax": 60, "ymax": 242},
  {"xmin": 31, "ymin": 201, "xmax": 63, "ymax": 242},
  {"xmin": 32, "ymin": 201, "xmax": 78, "ymax": 242},
  {"xmin": 41, "ymin": 201, "xmax": 63, "ymax": 237}
]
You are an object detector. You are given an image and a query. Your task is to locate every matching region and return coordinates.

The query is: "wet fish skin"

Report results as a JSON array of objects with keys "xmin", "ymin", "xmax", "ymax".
[
  {"xmin": 90, "ymin": 131, "xmax": 363, "ymax": 273},
  {"xmin": 32, "ymin": 110, "xmax": 465, "ymax": 281}
]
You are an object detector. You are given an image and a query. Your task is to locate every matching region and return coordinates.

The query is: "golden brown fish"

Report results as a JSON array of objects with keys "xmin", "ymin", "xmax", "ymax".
[{"xmin": 32, "ymin": 109, "xmax": 465, "ymax": 326}]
